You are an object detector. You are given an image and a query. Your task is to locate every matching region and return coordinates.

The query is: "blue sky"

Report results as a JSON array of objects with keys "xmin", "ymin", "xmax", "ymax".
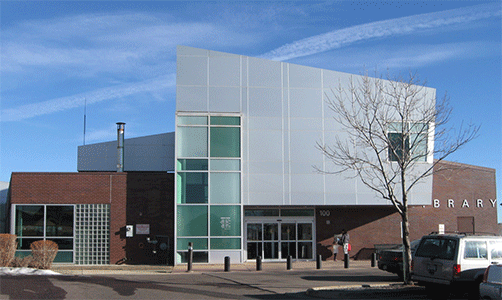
[{"xmin": 1, "ymin": 1, "xmax": 501, "ymax": 220}]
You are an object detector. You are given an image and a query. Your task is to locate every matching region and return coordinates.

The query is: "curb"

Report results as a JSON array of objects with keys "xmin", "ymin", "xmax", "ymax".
[{"xmin": 306, "ymin": 283, "xmax": 425, "ymax": 299}]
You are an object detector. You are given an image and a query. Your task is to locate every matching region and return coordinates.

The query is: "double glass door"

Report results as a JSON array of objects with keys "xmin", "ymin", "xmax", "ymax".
[{"xmin": 246, "ymin": 220, "xmax": 313, "ymax": 261}]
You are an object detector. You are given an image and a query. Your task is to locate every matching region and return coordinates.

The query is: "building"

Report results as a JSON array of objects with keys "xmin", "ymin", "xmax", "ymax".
[{"xmin": 6, "ymin": 46, "xmax": 500, "ymax": 265}]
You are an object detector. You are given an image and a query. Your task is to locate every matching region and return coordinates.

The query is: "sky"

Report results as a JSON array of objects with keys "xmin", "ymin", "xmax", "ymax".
[{"xmin": 1, "ymin": 1, "xmax": 501, "ymax": 220}]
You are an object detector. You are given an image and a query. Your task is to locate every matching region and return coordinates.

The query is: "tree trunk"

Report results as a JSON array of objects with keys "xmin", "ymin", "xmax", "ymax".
[{"xmin": 401, "ymin": 209, "xmax": 412, "ymax": 284}]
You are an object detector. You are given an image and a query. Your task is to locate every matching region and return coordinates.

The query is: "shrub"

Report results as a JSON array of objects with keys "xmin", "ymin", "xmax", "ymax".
[
  {"xmin": 10, "ymin": 255, "xmax": 36, "ymax": 268},
  {"xmin": 30, "ymin": 240, "xmax": 58, "ymax": 269},
  {"xmin": 0, "ymin": 234, "xmax": 18, "ymax": 267}
]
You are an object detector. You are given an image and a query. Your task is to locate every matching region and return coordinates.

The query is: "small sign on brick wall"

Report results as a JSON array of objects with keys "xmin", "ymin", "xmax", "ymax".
[{"xmin": 136, "ymin": 224, "xmax": 150, "ymax": 235}]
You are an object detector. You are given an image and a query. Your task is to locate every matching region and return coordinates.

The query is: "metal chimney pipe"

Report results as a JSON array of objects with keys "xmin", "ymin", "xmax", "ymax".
[{"xmin": 116, "ymin": 122, "xmax": 125, "ymax": 172}]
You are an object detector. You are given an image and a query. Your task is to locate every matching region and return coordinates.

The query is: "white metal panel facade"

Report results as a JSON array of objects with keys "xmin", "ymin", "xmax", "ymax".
[{"xmin": 176, "ymin": 45, "xmax": 434, "ymax": 207}]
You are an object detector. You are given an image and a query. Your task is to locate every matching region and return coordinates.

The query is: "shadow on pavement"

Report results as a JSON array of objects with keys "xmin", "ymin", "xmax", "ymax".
[
  {"xmin": 0, "ymin": 276, "xmax": 67, "ymax": 299},
  {"xmin": 54, "ymin": 275, "xmax": 245, "ymax": 299}
]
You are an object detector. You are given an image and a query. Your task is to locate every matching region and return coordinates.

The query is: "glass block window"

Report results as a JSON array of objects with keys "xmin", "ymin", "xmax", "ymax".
[{"xmin": 75, "ymin": 204, "xmax": 110, "ymax": 265}]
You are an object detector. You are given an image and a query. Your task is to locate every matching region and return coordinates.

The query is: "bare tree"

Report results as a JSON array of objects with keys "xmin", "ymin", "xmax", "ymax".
[{"xmin": 317, "ymin": 72, "xmax": 479, "ymax": 284}]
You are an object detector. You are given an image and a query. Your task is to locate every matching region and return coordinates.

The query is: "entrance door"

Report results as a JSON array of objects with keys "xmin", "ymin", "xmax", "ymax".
[{"xmin": 245, "ymin": 219, "xmax": 313, "ymax": 261}]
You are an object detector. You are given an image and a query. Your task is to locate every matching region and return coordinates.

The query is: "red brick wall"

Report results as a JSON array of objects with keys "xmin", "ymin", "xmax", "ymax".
[
  {"xmin": 316, "ymin": 161, "xmax": 500, "ymax": 260},
  {"xmin": 9, "ymin": 172, "xmax": 128, "ymax": 264}
]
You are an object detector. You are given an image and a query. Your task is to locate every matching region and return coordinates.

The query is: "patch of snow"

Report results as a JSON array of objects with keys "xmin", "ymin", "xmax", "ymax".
[{"xmin": 0, "ymin": 267, "xmax": 60, "ymax": 276}]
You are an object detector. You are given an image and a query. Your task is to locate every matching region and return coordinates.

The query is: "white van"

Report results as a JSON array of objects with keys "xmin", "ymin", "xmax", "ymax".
[{"xmin": 412, "ymin": 234, "xmax": 502, "ymax": 297}]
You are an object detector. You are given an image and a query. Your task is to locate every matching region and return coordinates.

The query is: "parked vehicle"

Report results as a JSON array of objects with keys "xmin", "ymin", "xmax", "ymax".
[
  {"xmin": 411, "ymin": 233, "xmax": 502, "ymax": 298},
  {"xmin": 377, "ymin": 239, "xmax": 420, "ymax": 278},
  {"xmin": 480, "ymin": 264, "xmax": 502, "ymax": 300}
]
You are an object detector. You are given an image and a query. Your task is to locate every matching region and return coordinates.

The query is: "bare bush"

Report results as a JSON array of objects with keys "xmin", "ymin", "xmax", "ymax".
[
  {"xmin": 0, "ymin": 234, "xmax": 18, "ymax": 267},
  {"xmin": 30, "ymin": 240, "xmax": 58, "ymax": 269},
  {"xmin": 10, "ymin": 255, "xmax": 36, "ymax": 268}
]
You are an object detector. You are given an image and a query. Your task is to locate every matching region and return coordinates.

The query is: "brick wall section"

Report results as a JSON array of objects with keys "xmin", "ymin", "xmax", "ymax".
[
  {"xmin": 316, "ymin": 161, "xmax": 500, "ymax": 260},
  {"xmin": 9, "ymin": 172, "xmax": 128, "ymax": 264}
]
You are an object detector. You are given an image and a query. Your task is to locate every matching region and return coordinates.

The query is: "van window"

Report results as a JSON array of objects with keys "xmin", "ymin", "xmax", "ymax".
[
  {"xmin": 464, "ymin": 241, "xmax": 487, "ymax": 259},
  {"xmin": 490, "ymin": 241, "xmax": 502, "ymax": 259},
  {"xmin": 415, "ymin": 237, "xmax": 457, "ymax": 260}
]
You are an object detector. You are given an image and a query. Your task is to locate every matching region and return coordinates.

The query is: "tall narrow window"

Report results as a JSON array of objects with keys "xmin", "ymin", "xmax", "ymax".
[{"xmin": 388, "ymin": 122, "xmax": 428, "ymax": 162}]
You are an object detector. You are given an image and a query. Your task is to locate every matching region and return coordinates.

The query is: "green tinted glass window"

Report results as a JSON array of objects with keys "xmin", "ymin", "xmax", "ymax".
[
  {"xmin": 177, "ymin": 159, "xmax": 208, "ymax": 171},
  {"xmin": 210, "ymin": 173, "xmax": 240, "ymax": 204},
  {"xmin": 177, "ymin": 205, "xmax": 208, "ymax": 236},
  {"xmin": 210, "ymin": 205, "xmax": 241, "ymax": 236},
  {"xmin": 46, "ymin": 206, "xmax": 74, "ymax": 237},
  {"xmin": 177, "ymin": 127, "xmax": 208, "ymax": 157},
  {"xmin": 210, "ymin": 127, "xmax": 240, "ymax": 157},
  {"xmin": 16, "ymin": 206, "xmax": 44, "ymax": 237},
  {"xmin": 211, "ymin": 238, "xmax": 241, "ymax": 250},
  {"xmin": 177, "ymin": 238, "xmax": 208, "ymax": 250},
  {"xmin": 53, "ymin": 251, "xmax": 74, "ymax": 263},
  {"xmin": 178, "ymin": 116, "xmax": 208, "ymax": 125},
  {"xmin": 210, "ymin": 159, "xmax": 240, "ymax": 171},
  {"xmin": 210, "ymin": 116, "xmax": 240, "ymax": 125},
  {"xmin": 177, "ymin": 172, "xmax": 208, "ymax": 204},
  {"xmin": 244, "ymin": 209, "xmax": 280, "ymax": 217}
]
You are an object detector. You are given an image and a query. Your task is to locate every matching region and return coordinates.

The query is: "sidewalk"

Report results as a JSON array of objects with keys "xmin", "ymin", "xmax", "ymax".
[{"xmin": 51, "ymin": 259, "xmax": 373, "ymax": 275}]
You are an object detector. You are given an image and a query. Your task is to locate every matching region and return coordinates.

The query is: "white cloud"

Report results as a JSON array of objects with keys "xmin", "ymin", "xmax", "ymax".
[
  {"xmin": 1, "ymin": 74, "xmax": 175, "ymax": 122},
  {"xmin": 260, "ymin": 3, "xmax": 501, "ymax": 61},
  {"xmin": 2, "ymin": 12, "xmax": 259, "ymax": 74}
]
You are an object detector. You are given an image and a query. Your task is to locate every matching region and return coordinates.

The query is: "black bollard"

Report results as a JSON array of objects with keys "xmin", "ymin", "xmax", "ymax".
[
  {"xmin": 256, "ymin": 256, "xmax": 262, "ymax": 271},
  {"xmin": 344, "ymin": 253, "xmax": 349, "ymax": 269},
  {"xmin": 224, "ymin": 256, "xmax": 230, "ymax": 272},
  {"xmin": 287, "ymin": 255, "xmax": 292, "ymax": 270},
  {"xmin": 187, "ymin": 242, "xmax": 193, "ymax": 272},
  {"xmin": 371, "ymin": 253, "xmax": 377, "ymax": 267},
  {"xmin": 316, "ymin": 254, "xmax": 322, "ymax": 269}
]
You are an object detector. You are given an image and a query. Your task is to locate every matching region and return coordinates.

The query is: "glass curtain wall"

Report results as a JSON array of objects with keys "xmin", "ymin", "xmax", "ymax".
[{"xmin": 176, "ymin": 115, "xmax": 242, "ymax": 263}]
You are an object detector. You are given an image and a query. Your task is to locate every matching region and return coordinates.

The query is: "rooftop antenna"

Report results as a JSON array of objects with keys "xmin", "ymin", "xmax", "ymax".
[{"xmin": 83, "ymin": 98, "xmax": 87, "ymax": 145}]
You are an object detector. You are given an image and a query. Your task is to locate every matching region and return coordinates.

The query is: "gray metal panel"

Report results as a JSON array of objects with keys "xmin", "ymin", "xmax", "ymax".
[
  {"xmin": 248, "ymin": 88, "xmax": 282, "ymax": 118},
  {"xmin": 248, "ymin": 129, "xmax": 283, "ymax": 163},
  {"xmin": 176, "ymin": 86, "xmax": 208, "ymax": 112},
  {"xmin": 290, "ymin": 89, "xmax": 322, "ymax": 118},
  {"xmin": 209, "ymin": 87, "xmax": 240, "ymax": 112},
  {"xmin": 289, "ymin": 64, "xmax": 322, "ymax": 89},
  {"xmin": 248, "ymin": 57, "xmax": 281, "ymax": 88},
  {"xmin": 78, "ymin": 132, "xmax": 174, "ymax": 172},
  {"xmin": 177, "ymin": 45, "xmax": 209, "ymax": 56},
  {"xmin": 209, "ymin": 55, "xmax": 241, "ymax": 87},
  {"xmin": 176, "ymin": 56, "xmax": 208, "ymax": 86}
]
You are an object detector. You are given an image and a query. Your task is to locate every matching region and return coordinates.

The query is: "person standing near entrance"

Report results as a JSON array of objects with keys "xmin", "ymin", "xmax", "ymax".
[
  {"xmin": 341, "ymin": 229, "xmax": 350, "ymax": 255},
  {"xmin": 332, "ymin": 235, "xmax": 339, "ymax": 261}
]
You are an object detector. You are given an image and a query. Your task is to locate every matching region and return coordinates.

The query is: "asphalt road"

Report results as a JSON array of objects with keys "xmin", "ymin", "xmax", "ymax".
[{"xmin": 0, "ymin": 266, "xmax": 475, "ymax": 299}]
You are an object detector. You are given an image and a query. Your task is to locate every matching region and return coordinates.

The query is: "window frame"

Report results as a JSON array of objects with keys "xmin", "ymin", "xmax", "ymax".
[
  {"xmin": 13, "ymin": 204, "xmax": 75, "ymax": 263},
  {"xmin": 387, "ymin": 122, "xmax": 429, "ymax": 163}
]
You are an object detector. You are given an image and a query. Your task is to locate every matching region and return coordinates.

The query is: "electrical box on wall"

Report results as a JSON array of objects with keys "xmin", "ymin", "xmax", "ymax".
[{"xmin": 126, "ymin": 225, "xmax": 134, "ymax": 237}]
